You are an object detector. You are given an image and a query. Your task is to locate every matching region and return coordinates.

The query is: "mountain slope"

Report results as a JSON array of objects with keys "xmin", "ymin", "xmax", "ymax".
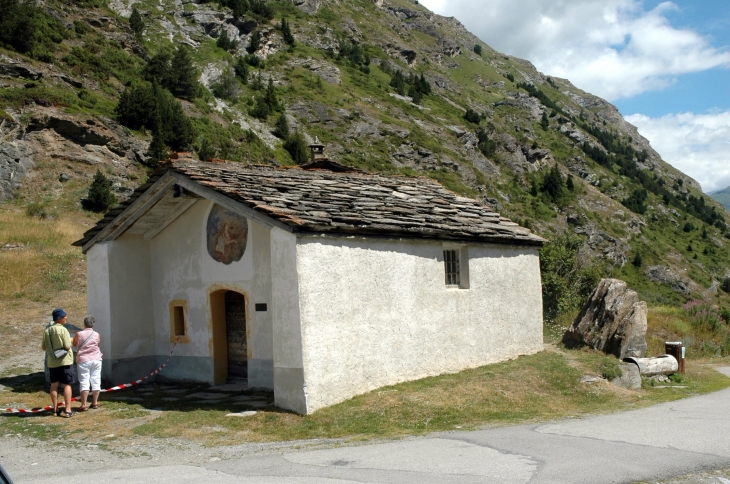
[
  {"xmin": 1, "ymin": 0, "xmax": 729, "ymax": 315},
  {"xmin": 710, "ymin": 187, "xmax": 730, "ymax": 214}
]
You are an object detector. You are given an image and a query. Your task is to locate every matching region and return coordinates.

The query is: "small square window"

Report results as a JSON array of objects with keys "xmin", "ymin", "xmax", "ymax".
[
  {"xmin": 444, "ymin": 246, "xmax": 470, "ymax": 289},
  {"xmin": 169, "ymin": 300, "xmax": 189, "ymax": 343}
]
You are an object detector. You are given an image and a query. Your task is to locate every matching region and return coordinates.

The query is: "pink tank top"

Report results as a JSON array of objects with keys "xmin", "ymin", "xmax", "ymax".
[{"xmin": 75, "ymin": 328, "xmax": 103, "ymax": 363}]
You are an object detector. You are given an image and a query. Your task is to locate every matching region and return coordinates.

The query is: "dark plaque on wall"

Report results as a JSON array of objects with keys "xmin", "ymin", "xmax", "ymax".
[{"xmin": 206, "ymin": 204, "xmax": 248, "ymax": 264}]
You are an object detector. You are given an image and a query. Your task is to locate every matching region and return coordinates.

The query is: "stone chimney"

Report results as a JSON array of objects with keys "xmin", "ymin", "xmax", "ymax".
[{"xmin": 309, "ymin": 136, "xmax": 326, "ymax": 162}]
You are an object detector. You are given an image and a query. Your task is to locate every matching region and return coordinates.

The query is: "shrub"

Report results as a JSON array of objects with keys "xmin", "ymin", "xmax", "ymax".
[
  {"xmin": 540, "ymin": 111, "xmax": 549, "ymax": 130},
  {"xmin": 721, "ymin": 278, "xmax": 730, "ymax": 293},
  {"xmin": 632, "ymin": 252, "xmax": 643, "ymax": 268},
  {"xmin": 683, "ymin": 222, "xmax": 695, "ymax": 232},
  {"xmin": 600, "ymin": 359, "xmax": 623, "ymax": 381},
  {"xmin": 683, "ymin": 299, "xmax": 726, "ymax": 333},
  {"xmin": 464, "ymin": 108, "xmax": 481, "ymax": 125},
  {"xmin": 197, "ymin": 137, "xmax": 217, "ymax": 161},
  {"xmin": 473, "ymin": 44, "xmax": 482, "ymax": 56},
  {"xmin": 476, "ymin": 128, "xmax": 496, "ymax": 158},
  {"xmin": 505, "ymin": 72, "xmax": 515, "ymax": 82},
  {"xmin": 540, "ymin": 233, "xmax": 603, "ymax": 321},
  {"xmin": 83, "ymin": 170, "xmax": 117, "ymax": 212},
  {"xmin": 0, "ymin": 0, "xmax": 66, "ymax": 61}
]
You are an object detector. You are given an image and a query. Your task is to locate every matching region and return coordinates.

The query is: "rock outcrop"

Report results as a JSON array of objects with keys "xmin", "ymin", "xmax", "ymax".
[{"xmin": 562, "ymin": 278, "xmax": 647, "ymax": 359}]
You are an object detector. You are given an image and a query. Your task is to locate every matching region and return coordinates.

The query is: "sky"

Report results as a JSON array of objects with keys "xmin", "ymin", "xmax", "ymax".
[{"xmin": 419, "ymin": 0, "xmax": 730, "ymax": 193}]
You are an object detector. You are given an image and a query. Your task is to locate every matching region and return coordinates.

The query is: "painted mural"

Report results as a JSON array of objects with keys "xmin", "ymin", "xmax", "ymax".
[{"xmin": 206, "ymin": 204, "xmax": 248, "ymax": 264}]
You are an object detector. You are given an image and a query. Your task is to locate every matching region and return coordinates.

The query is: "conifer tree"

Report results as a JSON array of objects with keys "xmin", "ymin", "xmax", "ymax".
[
  {"xmin": 632, "ymin": 252, "xmax": 643, "ymax": 268},
  {"xmin": 251, "ymin": 96, "xmax": 270, "ymax": 120},
  {"xmin": 280, "ymin": 18, "xmax": 295, "ymax": 46},
  {"xmin": 84, "ymin": 169, "xmax": 117, "ymax": 213},
  {"xmin": 540, "ymin": 111, "xmax": 550, "ymax": 130},
  {"xmin": 264, "ymin": 78, "xmax": 279, "ymax": 112},
  {"xmin": 129, "ymin": 6, "xmax": 144, "ymax": 36},
  {"xmin": 197, "ymin": 137, "xmax": 217, "ymax": 161},
  {"xmin": 283, "ymin": 131, "xmax": 309, "ymax": 164},
  {"xmin": 234, "ymin": 56, "xmax": 248, "ymax": 84},
  {"xmin": 274, "ymin": 113, "xmax": 289, "ymax": 139},
  {"xmin": 146, "ymin": 133, "xmax": 170, "ymax": 167},
  {"xmin": 247, "ymin": 30, "xmax": 261, "ymax": 54},
  {"xmin": 541, "ymin": 164, "xmax": 566, "ymax": 203},
  {"xmin": 169, "ymin": 46, "xmax": 199, "ymax": 101}
]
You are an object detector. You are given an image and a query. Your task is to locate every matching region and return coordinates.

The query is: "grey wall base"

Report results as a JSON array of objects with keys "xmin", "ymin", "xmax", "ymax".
[
  {"xmin": 248, "ymin": 359, "xmax": 274, "ymax": 389},
  {"xmin": 108, "ymin": 356, "xmax": 214, "ymax": 387},
  {"xmin": 274, "ymin": 367, "xmax": 307, "ymax": 414}
]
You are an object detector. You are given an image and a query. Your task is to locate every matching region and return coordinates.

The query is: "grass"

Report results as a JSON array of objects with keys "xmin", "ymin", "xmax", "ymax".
[{"xmin": 2, "ymin": 346, "xmax": 729, "ymax": 448}]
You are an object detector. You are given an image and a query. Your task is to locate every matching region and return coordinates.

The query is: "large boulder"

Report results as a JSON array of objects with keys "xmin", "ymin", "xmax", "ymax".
[{"xmin": 562, "ymin": 278, "xmax": 647, "ymax": 359}]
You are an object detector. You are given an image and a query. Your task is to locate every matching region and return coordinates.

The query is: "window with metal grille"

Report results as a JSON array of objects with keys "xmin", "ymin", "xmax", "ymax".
[{"xmin": 444, "ymin": 249, "xmax": 461, "ymax": 286}]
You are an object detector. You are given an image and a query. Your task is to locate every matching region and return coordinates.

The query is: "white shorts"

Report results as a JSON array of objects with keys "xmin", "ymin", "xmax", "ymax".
[{"xmin": 77, "ymin": 360, "xmax": 102, "ymax": 392}]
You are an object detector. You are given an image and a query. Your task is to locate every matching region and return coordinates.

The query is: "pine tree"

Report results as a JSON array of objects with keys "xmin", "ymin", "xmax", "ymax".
[
  {"xmin": 230, "ymin": 0, "xmax": 249, "ymax": 18},
  {"xmin": 274, "ymin": 113, "xmax": 289, "ymax": 139},
  {"xmin": 84, "ymin": 169, "xmax": 117, "ymax": 213},
  {"xmin": 251, "ymin": 96, "xmax": 270, "ymax": 120},
  {"xmin": 146, "ymin": 133, "xmax": 170, "ymax": 167},
  {"xmin": 197, "ymin": 137, "xmax": 217, "ymax": 161},
  {"xmin": 540, "ymin": 111, "xmax": 549, "ymax": 130},
  {"xmin": 211, "ymin": 67, "xmax": 239, "ymax": 101},
  {"xmin": 217, "ymin": 30, "xmax": 236, "ymax": 52},
  {"xmin": 566, "ymin": 174, "xmax": 575, "ymax": 191},
  {"xmin": 247, "ymin": 30, "xmax": 261, "ymax": 54},
  {"xmin": 234, "ymin": 56, "xmax": 248, "ymax": 84},
  {"xmin": 283, "ymin": 131, "xmax": 309, "ymax": 164},
  {"xmin": 280, "ymin": 18, "xmax": 295, "ymax": 46},
  {"xmin": 264, "ymin": 78, "xmax": 279, "ymax": 111},
  {"xmin": 129, "ymin": 6, "xmax": 144, "ymax": 36},
  {"xmin": 169, "ymin": 46, "xmax": 199, "ymax": 101},
  {"xmin": 541, "ymin": 164, "xmax": 566, "ymax": 203}
]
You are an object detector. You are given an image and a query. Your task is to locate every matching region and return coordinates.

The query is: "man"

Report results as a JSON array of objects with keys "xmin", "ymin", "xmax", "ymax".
[{"xmin": 41, "ymin": 309, "xmax": 75, "ymax": 417}]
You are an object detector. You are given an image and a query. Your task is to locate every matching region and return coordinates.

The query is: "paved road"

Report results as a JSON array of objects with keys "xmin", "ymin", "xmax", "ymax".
[{"xmin": 5, "ymin": 368, "xmax": 730, "ymax": 484}]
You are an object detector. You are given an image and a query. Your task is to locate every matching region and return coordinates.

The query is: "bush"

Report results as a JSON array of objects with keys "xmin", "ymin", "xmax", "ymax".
[
  {"xmin": 540, "ymin": 233, "xmax": 603, "ymax": 321},
  {"xmin": 632, "ymin": 252, "xmax": 643, "ymax": 268},
  {"xmin": 0, "ymin": 0, "xmax": 66, "ymax": 61},
  {"xmin": 248, "ymin": 30, "xmax": 261, "ymax": 54},
  {"xmin": 234, "ymin": 56, "xmax": 249, "ymax": 84},
  {"xmin": 83, "ymin": 170, "xmax": 117, "ymax": 212},
  {"xmin": 473, "ymin": 44, "xmax": 482, "ymax": 56},
  {"xmin": 683, "ymin": 300, "xmax": 726, "ymax": 333},
  {"xmin": 250, "ymin": 96, "xmax": 270, "ymax": 120},
  {"xmin": 464, "ymin": 108, "xmax": 481, "ymax": 125},
  {"xmin": 600, "ymin": 359, "xmax": 623, "ymax": 381},
  {"xmin": 683, "ymin": 222, "xmax": 695, "ymax": 232},
  {"xmin": 721, "ymin": 278, "xmax": 730, "ymax": 293}
]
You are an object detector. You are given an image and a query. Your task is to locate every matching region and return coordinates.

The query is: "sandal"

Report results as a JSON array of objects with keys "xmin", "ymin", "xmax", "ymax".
[
  {"xmin": 90, "ymin": 404, "xmax": 99, "ymax": 409},
  {"xmin": 78, "ymin": 405, "xmax": 87, "ymax": 412},
  {"xmin": 59, "ymin": 410, "xmax": 76, "ymax": 418}
]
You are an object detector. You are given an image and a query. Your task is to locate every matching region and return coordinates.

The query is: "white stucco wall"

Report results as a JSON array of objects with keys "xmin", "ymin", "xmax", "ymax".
[
  {"xmin": 86, "ymin": 243, "xmax": 113, "ymax": 381},
  {"xmin": 86, "ymin": 199, "xmax": 275, "ymax": 386},
  {"xmin": 146, "ymin": 200, "xmax": 274, "ymax": 385},
  {"xmin": 295, "ymin": 236, "xmax": 544, "ymax": 413},
  {"xmin": 270, "ymin": 227, "xmax": 306, "ymax": 414}
]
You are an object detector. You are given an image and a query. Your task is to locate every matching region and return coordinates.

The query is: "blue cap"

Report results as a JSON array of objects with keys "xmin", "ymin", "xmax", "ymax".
[{"xmin": 52, "ymin": 308, "xmax": 67, "ymax": 321}]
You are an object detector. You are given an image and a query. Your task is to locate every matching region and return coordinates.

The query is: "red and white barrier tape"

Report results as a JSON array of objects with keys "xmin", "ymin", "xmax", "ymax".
[{"xmin": 2, "ymin": 342, "xmax": 177, "ymax": 415}]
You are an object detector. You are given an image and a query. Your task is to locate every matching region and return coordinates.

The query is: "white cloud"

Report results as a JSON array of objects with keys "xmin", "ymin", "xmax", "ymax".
[
  {"xmin": 626, "ymin": 110, "xmax": 730, "ymax": 192},
  {"xmin": 419, "ymin": 0, "xmax": 730, "ymax": 101}
]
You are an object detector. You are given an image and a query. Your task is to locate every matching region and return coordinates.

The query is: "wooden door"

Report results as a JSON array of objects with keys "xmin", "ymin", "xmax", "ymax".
[{"xmin": 225, "ymin": 291, "xmax": 247, "ymax": 378}]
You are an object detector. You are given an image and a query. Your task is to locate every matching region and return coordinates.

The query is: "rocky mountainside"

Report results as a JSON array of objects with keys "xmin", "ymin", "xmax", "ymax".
[
  {"xmin": 1, "ymin": 0, "xmax": 729, "ymax": 313},
  {"xmin": 710, "ymin": 187, "xmax": 730, "ymax": 214}
]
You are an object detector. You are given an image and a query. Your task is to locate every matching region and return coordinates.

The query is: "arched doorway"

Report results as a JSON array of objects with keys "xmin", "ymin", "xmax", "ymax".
[{"xmin": 210, "ymin": 289, "xmax": 249, "ymax": 384}]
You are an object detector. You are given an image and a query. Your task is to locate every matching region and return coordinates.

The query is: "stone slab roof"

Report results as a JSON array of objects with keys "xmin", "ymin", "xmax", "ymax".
[{"xmin": 74, "ymin": 160, "xmax": 546, "ymax": 249}]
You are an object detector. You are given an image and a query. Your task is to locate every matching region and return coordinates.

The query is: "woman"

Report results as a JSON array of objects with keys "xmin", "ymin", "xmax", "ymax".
[{"xmin": 72, "ymin": 315, "xmax": 103, "ymax": 411}]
